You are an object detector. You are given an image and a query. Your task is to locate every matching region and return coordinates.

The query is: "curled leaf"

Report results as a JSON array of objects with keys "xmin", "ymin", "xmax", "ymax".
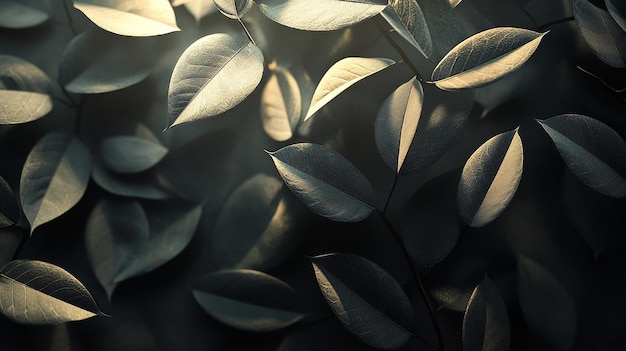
[
  {"xmin": 261, "ymin": 64, "xmax": 302, "ymax": 141},
  {"xmin": 574, "ymin": 0, "xmax": 626, "ymax": 68},
  {"xmin": 99, "ymin": 136, "xmax": 168, "ymax": 174},
  {"xmin": 0, "ymin": 0, "xmax": 49, "ymax": 29}
]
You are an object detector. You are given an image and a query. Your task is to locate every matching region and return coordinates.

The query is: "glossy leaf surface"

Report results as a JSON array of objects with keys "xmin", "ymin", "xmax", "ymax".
[
  {"xmin": 0, "ymin": 0, "xmax": 48, "ymax": 29},
  {"xmin": 574, "ymin": 0, "xmax": 626, "ymax": 68},
  {"xmin": 382, "ymin": 1, "xmax": 432, "ymax": 57},
  {"xmin": 268, "ymin": 143, "xmax": 375, "ymax": 222},
  {"xmin": 261, "ymin": 64, "xmax": 302, "ymax": 141},
  {"xmin": 99, "ymin": 136, "xmax": 168, "ymax": 174}
]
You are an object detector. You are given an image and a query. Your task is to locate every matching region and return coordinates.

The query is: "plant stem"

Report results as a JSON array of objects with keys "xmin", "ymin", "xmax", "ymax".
[
  {"xmin": 373, "ymin": 17, "xmax": 423, "ymax": 81},
  {"xmin": 238, "ymin": 18, "xmax": 256, "ymax": 46},
  {"xmin": 536, "ymin": 16, "xmax": 575, "ymax": 32},
  {"xmin": 62, "ymin": 0, "xmax": 78, "ymax": 36}
]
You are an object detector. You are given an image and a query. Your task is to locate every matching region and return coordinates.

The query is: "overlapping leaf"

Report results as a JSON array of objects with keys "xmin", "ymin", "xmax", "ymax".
[
  {"xmin": 0, "ymin": 260, "xmax": 105, "ymax": 324},
  {"xmin": 305, "ymin": 57, "xmax": 396, "ymax": 120},
  {"xmin": 20, "ymin": 132, "xmax": 92, "ymax": 234},
  {"xmin": 268, "ymin": 143, "xmax": 375, "ymax": 222},
  {"xmin": 311, "ymin": 253, "xmax": 414, "ymax": 350},
  {"xmin": 0, "ymin": 176, "xmax": 19, "ymax": 228},
  {"xmin": 0, "ymin": 0, "xmax": 49, "ymax": 29},
  {"xmin": 261, "ymin": 64, "xmax": 302, "ymax": 141},
  {"xmin": 167, "ymin": 32, "xmax": 264, "ymax": 127},
  {"xmin": 458, "ymin": 129, "xmax": 523, "ymax": 227},
  {"xmin": 99, "ymin": 136, "xmax": 168, "ymax": 174},
  {"xmin": 431, "ymin": 27, "xmax": 547, "ymax": 90},
  {"xmin": 91, "ymin": 164, "xmax": 170, "ymax": 200},
  {"xmin": 256, "ymin": 0, "xmax": 387, "ymax": 31},
  {"xmin": 418, "ymin": 0, "xmax": 467, "ymax": 61},
  {"xmin": 537, "ymin": 114, "xmax": 626, "ymax": 198},
  {"xmin": 573, "ymin": 0, "xmax": 626, "ymax": 68},
  {"xmin": 193, "ymin": 269, "xmax": 304, "ymax": 332},
  {"xmin": 381, "ymin": 1, "xmax": 432, "ymax": 58},
  {"xmin": 606, "ymin": 0, "xmax": 626, "ymax": 33},
  {"xmin": 74, "ymin": 0, "xmax": 179, "ymax": 36},
  {"xmin": 214, "ymin": 0, "xmax": 252, "ymax": 19}
]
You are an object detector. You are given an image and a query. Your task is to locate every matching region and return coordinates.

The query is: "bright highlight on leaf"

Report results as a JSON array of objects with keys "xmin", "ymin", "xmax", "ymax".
[
  {"xmin": 573, "ymin": 0, "xmax": 626, "ymax": 68},
  {"xmin": 261, "ymin": 64, "xmax": 302, "ymax": 141},
  {"xmin": 0, "ymin": 260, "xmax": 105, "ymax": 324},
  {"xmin": 458, "ymin": 128, "xmax": 523, "ymax": 227},
  {"xmin": 538, "ymin": 114, "xmax": 626, "ymax": 198},
  {"xmin": 305, "ymin": 57, "xmax": 396, "ymax": 120},
  {"xmin": 0, "ymin": 0, "xmax": 49, "ymax": 29},
  {"xmin": 168, "ymin": 32, "xmax": 264, "ymax": 127},
  {"xmin": 382, "ymin": 1, "xmax": 433, "ymax": 58},
  {"xmin": 74, "ymin": 0, "xmax": 180, "ymax": 36},
  {"xmin": 432, "ymin": 27, "xmax": 548, "ymax": 90},
  {"xmin": 268, "ymin": 143, "xmax": 375, "ymax": 222}
]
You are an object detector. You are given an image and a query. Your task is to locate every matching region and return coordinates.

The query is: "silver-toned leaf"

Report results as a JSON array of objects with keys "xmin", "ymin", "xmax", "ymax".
[
  {"xmin": 268, "ymin": 143, "xmax": 375, "ymax": 222},
  {"xmin": 167, "ymin": 32, "xmax": 264, "ymax": 127},
  {"xmin": 606, "ymin": 0, "xmax": 626, "ymax": 33},
  {"xmin": 0, "ymin": 0, "xmax": 49, "ymax": 29},
  {"xmin": 213, "ymin": 0, "xmax": 252, "ymax": 19},
  {"xmin": 0, "ymin": 55, "xmax": 53, "ymax": 93},
  {"xmin": 20, "ymin": 132, "xmax": 92, "ymax": 234},
  {"xmin": 91, "ymin": 163, "xmax": 170, "ymax": 200},
  {"xmin": 184, "ymin": 0, "xmax": 218, "ymax": 22},
  {"xmin": 99, "ymin": 136, "xmax": 168, "ymax": 174},
  {"xmin": 261, "ymin": 63, "xmax": 302, "ymax": 141},
  {"xmin": 449, "ymin": 0, "xmax": 462, "ymax": 8},
  {"xmin": 382, "ymin": 1, "xmax": 432, "ymax": 58},
  {"xmin": 432, "ymin": 27, "xmax": 548, "ymax": 90},
  {"xmin": 574, "ymin": 0, "xmax": 626, "ymax": 68},
  {"xmin": 458, "ymin": 129, "xmax": 523, "ymax": 227}
]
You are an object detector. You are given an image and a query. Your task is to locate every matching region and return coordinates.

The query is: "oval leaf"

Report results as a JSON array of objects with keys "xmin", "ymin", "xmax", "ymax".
[
  {"xmin": 462, "ymin": 275, "xmax": 511, "ymax": 351},
  {"xmin": 91, "ymin": 163, "xmax": 170, "ymax": 200},
  {"xmin": 213, "ymin": 0, "xmax": 252, "ymax": 19},
  {"xmin": 20, "ymin": 132, "xmax": 93, "ymax": 234},
  {"xmin": 458, "ymin": 128, "xmax": 523, "ymax": 227},
  {"xmin": 193, "ymin": 269, "xmax": 304, "ymax": 332},
  {"xmin": 382, "ymin": 1, "xmax": 433, "ymax": 58},
  {"xmin": 0, "ymin": 260, "xmax": 105, "ymax": 324},
  {"xmin": 261, "ymin": 63, "xmax": 302, "ymax": 141},
  {"xmin": 99, "ymin": 136, "xmax": 168, "ymax": 174},
  {"xmin": 574, "ymin": 0, "xmax": 626, "ymax": 68},
  {"xmin": 0, "ymin": 0, "xmax": 49, "ymax": 29},
  {"xmin": 268, "ymin": 143, "xmax": 375, "ymax": 222},
  {"xmin": 0, "ymin": 55, "xmax": 53, "ymax": 93},
  {"xmin": 74, "ymin": 0, "xmax": 179, "ymax": 36},
  {"xmin": 167, "ymin": 32, "xmax": 264, "ymax": 127},
  {"xmin": 431, "ymin": 27, "xmax": 548, "ymax": 90},
  {"xmin": 606, "ymin": 0, "xmax": 626, "ymax": 33},
  {"xmin": 256, "ymin": 0, "xmax": 386, "ymax": 31},
  {"xmin": 311, "ymin": 253, "xmax": 414, "ymax": 350},
  {"xmin": 305, "ymin": 57, "xmax": 396, "ymax": 120},
  {"xmin": 375, "ymin": 77, "xmax": 424, "ymax": 173},
  {"xmin": 537, "ymin": 114, "xmax": 626, "ymax": 198}
]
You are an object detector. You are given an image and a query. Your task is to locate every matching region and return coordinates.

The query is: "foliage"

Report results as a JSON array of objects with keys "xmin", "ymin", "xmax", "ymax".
[{"xmin": 0, "ymin": 0, "xmax": 625, "ymax": 350}]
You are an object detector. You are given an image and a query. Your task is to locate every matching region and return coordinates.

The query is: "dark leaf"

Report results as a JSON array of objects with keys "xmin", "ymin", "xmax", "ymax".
[
  {"xmin": 99, "ymin": 136, "xmax": 168, "ymax": 174},
  {"xmin": 574, "ymin": 0, "xmax": 626, "ymax": 68},
  {"xmin": 213, "ymin": 0, "xmax": 252, "ymax": 19},
  {"xmin": 0, "ymin": 227, "xmax": 23, "ymax": 267},
  {"xmin": 0, "ymin": 175, "xmax": 19, "ymax": 228},
  {"xmin": 278, "ymin": 318, "xmax": 379, "ymax": 351},
  {"xmin": 261, "ymin": 63, "xmax": 302, "ymax": 141},
  {"xmin": 92, "ymin": 163, "xmax": 170, "ymax": 200},
  {"xmin": 382, "ymin": 1, "xmax": 432, "ymax": 58},
  {"xmin": 0, "ymin": 55, "xmax": 53, "ymax": 93},
  {"xmin": 606, "ymin": 0, "xmax": 626, "ymax": 33},
  {"xmin": 418, "ymin": 0, "xmax": 468, "ymax": 61},
  {"xmin": 0, "ymin": 0, "xmax": 49, "ymax": 29}
]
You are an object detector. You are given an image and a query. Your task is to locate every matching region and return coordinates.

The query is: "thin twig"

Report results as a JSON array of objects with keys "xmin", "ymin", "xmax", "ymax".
[
  {"xmin": 577, "ymin": 65, "xmax": 626, "ymax": 93},
  {"xmin": 373, "ymin": 16, "xmax": 423, "ymax": 81},
  {"xmin": 238, "ymin": 18, "xmax": 256, "ymax": 46}
]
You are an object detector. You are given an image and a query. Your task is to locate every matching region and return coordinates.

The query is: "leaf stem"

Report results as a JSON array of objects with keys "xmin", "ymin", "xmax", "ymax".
[
  {"xmin": 373, "ymin": 16, "xmax": 423, "ymax": 81},
  {"xmin": 238, "ymin": 17, "xmax": 256, "ymax": 46},
  {"xmin": 536, "ymin": 16, "xmax": 575, "ymax": 32},
  {"xmin": 62, "ymin": 0, "xmax": 78, "ymax": 36},
  {"xmin": 577, "ymin": 65, "xmax": 626, "ymax": 98}
]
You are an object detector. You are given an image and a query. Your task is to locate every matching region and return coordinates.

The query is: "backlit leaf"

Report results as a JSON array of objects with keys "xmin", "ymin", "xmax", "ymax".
[
  {"xmin": 574, "ymin": 0, "xmax": 626, "ymax": 68},
  {"xmin": 606, "ymin": 0, "xmax": 626, "ymax": 33},
  {"xmin": 375, "ymin": 77, "xmax": 424, "ymax": 173},
  {"xmin": 92, "ymin": 163, "xmax": 170, "ymax": 200},
  {"xmin": 0, "ymin": 175, "xmax": 19, "ymax": 228},
  {"xmin": 58, "ymin": 31, "xmax": 158, "ymax": 94},
  {"xmin": 184, "ymin": 0, "xmax": 217, "ymax": 21},
  {"xmin": 538, "ymin": 114, "xmax": 626, "ymax": 198},
  {"xmin": 458, "ymin": 129, "xmax": 523, "ymax": 227},
  {"xmin": 305, "ymin": 57, "xmax": 396, "ymax": 121},
  {"xmin": 99, "ymin": 136, "xmax": 168, "ymax": 174},
  {"xmin": 261, "ymin": 64, "xmax": 302, "ymax": 141},
  {"xmin": 431, "ymin": 27, "xmax": 547, "ymax": 90},
  {"xmin": 382, "ymin": 1, "xmax": 432, "ymax": 58},
  {"xmin": 167, "ymin": 32, "xmax": 264, "ymax": 127},
  {"xmin": 450, "ymin": 0, "xmax": 462, "ymax": 8},
  {"xmin": 462, "ymin": 275, "xmax": 511, "ymax": 351},
  {"xmin": 214, "ymin": 0, "xmax": 252, "ymax": 19},
  {"xmin": 20, "ymin": 132, "xmax": 92, "ymax": 234},
  {"xmin": 0, "ymin": 0, "xmax": 49, "ymax": 29},
  {"xmin": 193, "ymin": 269, "xmax": 304, "ymax": 332},
  {"xmin": 256, "ymin": 0, "xmax": 387, "ymax": 31},
  {"xmin": 311, "ymin": 253, "xmax": 414, "ymax": 350},
  {"xmin": 0, "ymin": 260, "xmax": 105, "ymax": 324},
  {"xmin": 74, "ymin": 0, "xmax": 179, "ymax": 36},
  {"xmin": 268, "ymin": 143, "xmax": 375, "ymax": 222}
]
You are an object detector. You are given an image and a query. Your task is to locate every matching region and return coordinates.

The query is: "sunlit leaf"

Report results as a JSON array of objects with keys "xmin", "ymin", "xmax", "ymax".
[
  {"xmin": 214, "ymin": 0, "xmax": 252, "ymax": 19},
  {"xmin": 450, "ymin": 0, "xmax": 462, "ymax": 8},
  {"xmin": 0, "ymin": 260, "xmax": 105, "ymax": 324},
  {"xmin": 256, "ymin": 0, "xmax": 387, "ymax": 31},
  {"xmin": 184, "ymin": 0, "xmax": 218, "ymax": 22},
  {"xmin": 431, "ymin": 27, "xmax": 548, "ymax": 90},
  {"xmin": 92, "ymin": 163, "xmax": 170, "ymax": 200},
  {"xmin": 462, "ymin": 275, "xmax": 510, "ymax": 351},
  {"xmin": 381, "ymin": 1, "xmax": 432, "ymax": 58},
  {"xmin": 375, "ymin": 77, "xmax": 424, "ymax": 173},
  {"xmin": 458, "ymin": 128, "xmax": 523, "ymax": 227},
  {"xmin": 167, "ymin": 32, "xmax": 264, "ymax": 127},
  {"xmin": 311, "ymin": 253, "xmax": 414, "ymax": 350},
  {"xmin": 606, "ymin": 0, "xmax": 626, "ymax": 33},
  {"xmin": 0, "ymin": 176, "xmax": 19, "ymax": 228},
  {"xmin": 538, "ymin": 114, "xmax": 626, "ymax": 198},
  {"xmin": 74, "ymin": 0, "xmax": 179, "ymax": 36},
  {"xmin": 58, "ymin": 31, "xmax": 158, "ymax": 94},
  {"xmin": 99, "ymin": 136, "xmax": 168, "ymax": 174},
  {"xmin": 268, "ymin": 143, "xmax": 375, "ymax": 222},
  {"xmin": 20, "ymin": 132, "xmax": 92, "ymax": 234},
  {"xmin": 193, "ymin": 269, "xmax": 304, "ymax": 332},
  {"xmin": 574, "ymin": 0, "xmax": 626, "ymax": 68},
  {"xmin": 518, "ymin": 257, "xmax": 577, "ymax": 351},
  {"xmin": 305, "ymin": 57, "xmax": 396, "ymax": 120},
  {"xmin": 0, "ymin": 0, "xmax": 49, "ymax": 29},
  {"xmin": 261, "ymin": 63, "xmax": 302, "ymax": 141}
]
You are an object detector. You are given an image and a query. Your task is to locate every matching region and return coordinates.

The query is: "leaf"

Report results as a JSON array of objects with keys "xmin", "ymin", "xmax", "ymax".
[
  {"xmin": 0, "ymin": 175, "xmax": 19, "ymax": 228},
  {"xmin": 99, "ymin": 136, "xmax": 168, "ymax": 174},
  {"xmin": 193, "ymin": 269, "xmax": 304, "ymax": 332},
  {"xmin": 74, "ymin": 0, "xmax": 179, "ymax": 36},
  {"xmin": 85, "ymin": 197, "xmax": 202, "ymax": 298},
  {"xmin": 167, "ymin": 32, "xmax": 264, "ymax": 127},
  {"xmin": 256, "ymin": 0, "xmax": 387, "ymax": 31},
  {"xmin": 261, "ymin": 63, "xmax": 302, "ymax": 141},
  {"xmin": 214, "ymin": 0, "xmax": 252, "ymax": 19},
  {"xmin": 20, "ymin": 132, "xmax": 93, "ymax": 234},
  {"xmin": 58, "ymin": 31, "xmax": 158, "ymax": 94},
  {"xmin": 311, "ymin": 253, "xmax": 414, "ymax": 350},
  {"xmin": 381, "ymin": 1, "xmax": 432, "ymax": 58},
  {"xmin": 268, "ymin": 143, "xmax": 375, "ymax": 222},
  {"xmin": 457, "ymin": 128, "xmax": 523, "ymax": 227},
  {"xmin": 431, "ymin": 27, "xmax": 548, "ymax": 90},
  {"xmin": 574, "ymin": 0, "xmax": 626, "ymax": 68},
  {"xmin": 537, "ymin": 114, "xmax": 626, "ymax": 198},
  {"xmin": 606, "ymin": 0, "xmax": 626, "ymax": 33},
  {"xmin": 0, "ymin": 55, "xmax": 53, "ymax": 93},
  {"xmin": 518, "ymin": 257, "xmax": 577, "ymax": 350},
  {"xmin": 305, "ymin": 57, "xmax": 396, "ymax": 121},
  {"xmin": 184, "ymin": 0, "xmax": 217, "ymax": 22},
  {"xmin": 375, "ymin": 77, "xmax": 424, "ymax": 173},
  {"xmin": 462, "ymin": 275, "xmax": 511, "ymax": 351},
  {"xmin": 0, "ymin": 228, "xmax": 23, "ymax": 267},
  {"xmin": 418, "ymin": 0, "xmax": 468, "ymax": 61},
  {"xmin": 450, "ymin": 0, "xmax": 462, "ymax": 7},
  {"xmin": 0, "ymin": 0, "xmax": 49, "ymax": 29},
  {"xmin": 92, "ymin": 163, "xmax": 170, "ymax": 200},
  {"xmin": 0, "ymin": 260, "xmax": 105, "ymax": 324}
]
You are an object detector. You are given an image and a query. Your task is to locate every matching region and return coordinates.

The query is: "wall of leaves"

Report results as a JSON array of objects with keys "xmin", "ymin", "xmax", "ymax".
[{"xmin": 0, "ymin": 0, "xmax": 625, "ymax": 350}]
